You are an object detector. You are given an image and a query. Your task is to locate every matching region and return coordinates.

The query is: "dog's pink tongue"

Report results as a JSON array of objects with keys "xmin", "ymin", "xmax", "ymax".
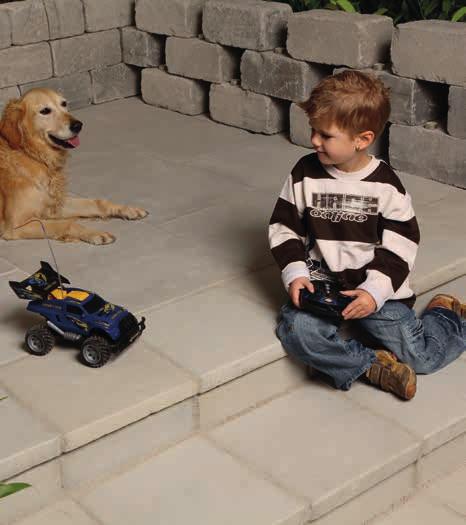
[{"xmin": 67, "ymin": 136, "xmax": 80, "ymax": 148}]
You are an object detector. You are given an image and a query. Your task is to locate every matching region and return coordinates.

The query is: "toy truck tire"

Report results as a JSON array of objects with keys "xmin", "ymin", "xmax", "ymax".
[
  {"xmin": 80, "ymin": 336, "xmax": 111, "ymax": 368},
  {"xmin": 25, "ymin": 323, "xmax": 55, "ymax": 356}
]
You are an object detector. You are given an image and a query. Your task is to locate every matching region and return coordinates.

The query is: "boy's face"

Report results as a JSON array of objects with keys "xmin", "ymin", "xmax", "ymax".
[{"xmin": 310, "ymin": 123, "xmax": 359, "ymax": 168}]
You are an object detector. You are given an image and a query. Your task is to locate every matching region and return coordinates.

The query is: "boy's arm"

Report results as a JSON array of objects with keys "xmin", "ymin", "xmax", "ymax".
[
  {"xmin": 268, "ymin": 172, "xmax": 311, "ymax": 289},
  {"xmin": 357, "ymin": 185, "xmax": 420, "ymax": 311}
]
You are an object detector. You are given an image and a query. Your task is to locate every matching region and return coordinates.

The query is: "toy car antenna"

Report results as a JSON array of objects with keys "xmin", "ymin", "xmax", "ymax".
[{"xmin": 13, "ymin": 219, "xmax": 65, "ymax": 292}]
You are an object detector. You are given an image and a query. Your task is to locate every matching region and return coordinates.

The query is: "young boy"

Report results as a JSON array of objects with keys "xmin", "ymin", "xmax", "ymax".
[{"xmin": 269, "ymin": 70, "xmax": 465, "ymax": 400}]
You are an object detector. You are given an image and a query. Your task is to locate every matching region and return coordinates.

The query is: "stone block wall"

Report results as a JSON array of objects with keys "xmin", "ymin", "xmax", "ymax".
[
  {"xmin": 132, "ymin": 0, "xmax": 465, "ymax": 188},
  {"xmin": 0, "ymin": 0, "xmax": 142, "ymax": 112},
  {"xmin": 1, "ymin": 0, "xmax": 464, "ymax": 188}
]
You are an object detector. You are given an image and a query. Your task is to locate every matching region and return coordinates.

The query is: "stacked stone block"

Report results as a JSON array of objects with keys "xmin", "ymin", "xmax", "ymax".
[
  {"xmin": 241, "ymin": 50, "xmax": 327, "ymax": 102},
  {"xmin": 389, "ymin": 20, "xmax": 466, "ymax": 188},
  {"xmin": 210, "ymin": 83, "xmax": 288, "ymax": 134},
  {"xmin": 0, "ymin": 0, "xmax": 462, "ymax": 188},
  {"xmin": 202, "ymin": 0, "xmax": 291, "ymax": 51},
  {"xmin": 287, "ymin": 10, "xmax": 393, "ymax": 68},
  {"xmin": 166, "ymin": 37, "xmax": 240, "ymax": 84},
  {"xmin": 136, "ymin": 0, "xmax": 206, "ymax": 38},
  {"xmin": 138, "ymin": 0, "xmax": 295, "ymax": 132},
  {"xmin": 0, "ymin": 0, "xmax": 141, "ymax": 113}
]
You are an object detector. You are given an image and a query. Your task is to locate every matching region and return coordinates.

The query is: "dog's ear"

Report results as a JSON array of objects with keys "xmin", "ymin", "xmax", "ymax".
[{"xmin": 0, "ymin": 99, "xmax": 25, "ymax": 149}]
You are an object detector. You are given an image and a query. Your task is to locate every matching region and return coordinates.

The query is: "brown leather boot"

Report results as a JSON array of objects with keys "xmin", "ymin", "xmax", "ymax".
[
  {"xmin": 365, "ymin": 350, "xmax": 417, "ymax": 400},
  {"xmin": 425, "ymin": 294, "xmax": 464, "ymax": 318}
]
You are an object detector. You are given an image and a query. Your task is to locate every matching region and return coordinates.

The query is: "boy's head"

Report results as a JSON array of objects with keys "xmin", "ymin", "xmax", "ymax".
[{"xmin": 299, "ymin": 70, "xmax": 391, "ymax": 169}]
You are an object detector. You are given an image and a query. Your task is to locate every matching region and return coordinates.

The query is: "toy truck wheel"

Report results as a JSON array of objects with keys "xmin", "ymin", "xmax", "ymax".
[
  {"xmin": 25, "ymin": 323, "xmax": 55, "ymax": 356},
  {"xmin": 80, "ymin": 336, "xmax": 111, "ymax": 368}
]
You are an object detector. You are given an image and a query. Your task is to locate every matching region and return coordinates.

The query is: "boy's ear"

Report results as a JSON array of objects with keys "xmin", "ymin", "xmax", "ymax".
[
  {"xmin": 0, "ymin": 98, "xmax": 25, "ymax": 149},
  {"xmin": 356, "ymin": 130, "xmax": 375, "ymax": 151}
]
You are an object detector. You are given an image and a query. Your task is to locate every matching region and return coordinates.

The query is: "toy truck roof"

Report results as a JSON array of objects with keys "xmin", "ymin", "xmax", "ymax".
[{"xmin": 9, "ymin": 261, "xmax": 70, "ymax": 301}]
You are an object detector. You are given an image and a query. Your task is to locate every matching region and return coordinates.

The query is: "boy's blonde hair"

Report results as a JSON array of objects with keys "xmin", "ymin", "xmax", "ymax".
[{"xmin": 299, "ymin": 70, "xmax": 391, "ymax": 139}]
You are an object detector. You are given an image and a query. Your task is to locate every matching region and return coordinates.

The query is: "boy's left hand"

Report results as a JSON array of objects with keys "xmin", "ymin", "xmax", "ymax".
[{"xmin": 340, "ymin": 289, "xmax": 377, "ymax": 320}]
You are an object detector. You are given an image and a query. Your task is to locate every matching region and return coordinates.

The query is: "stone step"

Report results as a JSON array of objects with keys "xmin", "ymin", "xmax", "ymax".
[{"xmin": 6, "ymin": 351, "xmax": 466, "ymax": 525}]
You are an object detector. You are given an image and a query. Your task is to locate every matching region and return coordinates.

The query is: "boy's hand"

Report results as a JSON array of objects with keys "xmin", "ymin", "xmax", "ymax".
[
  {"xmin": 289, "ymin": 277, "xmax": 314, "ymax": 308},
  {"xmin": 340, "ymin": 289, "xmax": 376, "ymax": 320}
]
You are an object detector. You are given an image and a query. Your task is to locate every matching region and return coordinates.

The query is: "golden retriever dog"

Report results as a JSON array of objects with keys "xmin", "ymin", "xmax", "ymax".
[{"xmin": 0, "ymin": 88, "xmax": 148, "ymax": 245}]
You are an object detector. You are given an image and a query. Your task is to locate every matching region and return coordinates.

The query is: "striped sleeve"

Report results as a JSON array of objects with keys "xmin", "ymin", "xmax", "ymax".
[
  {"xmin": 269, "ymin": 171, "xmax": 310, "ymax": 289},
  {"xmin": 357, "ymin": 183, "xmax": 420, "ymax": 310}
]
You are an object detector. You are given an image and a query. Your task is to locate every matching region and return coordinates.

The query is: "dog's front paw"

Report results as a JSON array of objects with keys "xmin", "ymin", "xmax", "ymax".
[
  {"xmin": 118, "ymin": 206, "xmax": 149, "ymax": 220},
  {"xmin": 85, "ymin": 231, "xmax": 116, "ymax": 245}
]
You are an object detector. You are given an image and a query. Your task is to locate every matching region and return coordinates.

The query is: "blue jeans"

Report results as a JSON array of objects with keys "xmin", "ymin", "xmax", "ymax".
[{"xmin": 276, "ymin": 300, "xmax": 466, "ymax": 391}]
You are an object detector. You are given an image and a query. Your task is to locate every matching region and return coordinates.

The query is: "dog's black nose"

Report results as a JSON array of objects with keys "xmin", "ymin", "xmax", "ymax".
[{"xmin": 70, "ymin": 120, "xmax": 83, "ymax": 134}]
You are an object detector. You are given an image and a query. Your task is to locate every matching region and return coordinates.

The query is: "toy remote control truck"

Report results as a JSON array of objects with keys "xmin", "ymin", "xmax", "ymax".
[{"xmin": 9, "ymin": 261, "xmax": 145, "ymax": 367}]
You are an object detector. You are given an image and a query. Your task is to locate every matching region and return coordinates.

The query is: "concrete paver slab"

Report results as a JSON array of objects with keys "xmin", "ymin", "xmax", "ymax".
[
  {"xmin": 15, "ymin": 499, "xmax": 99, "ymax": 525},
  {"xmin": 313, "ymin": 465, "xmax": 416, "ymax": 525},
  {"xmin": 0, "ymin": 256, "xmax": 16, "ymax": 275},
  {"xmin": 411, "ymin": 192, "xmax": 466, "ymax": 293},
  {"xmin": 61, "ymin": 398, "xmax": 196, "ymax": 488},
  {"xmin": 425, "ymin": 463, "xmax": 466, "ymax": 517},
  {"xmin": 0, "ymin": 221, "xmax": 251, "ymax": 313},
  {"xmin": 0, "ymin": 343, "xmax": 197, "ymax": 452},
  {"xmin": 143, "ymin": 285, "xmax": 284, "ymax": 392},
  {"xmin": 417, "ymin": 431, "xmax": 466, "ymax": 486},
  {"xmin": 69, "ymin": 153, "xmax": 249, "ymax": 227},
  {"xmin": 399, "ymin": 171, "xmax": 461, "ymax": 207},
  {"xmin": 199, "ymin": 357, "xmax": 307, "ymax": 429},
  {"xmin": 347, "ymin": 361, "xmax": 466, "ymax": 455},
  {"xmin": 157, "ymin": 188, "xmax": 277, "ymax": 272},
  {"xmin": 226, "ymin": 264, "xmax": 288, "ymax": 310},
  {"xmin": 210, "ymin": 384, "xmax": 421, "ymax": 520},
  {"xmin": 374, "ymin": 496, "xmax": 466, "ymax": 524},
  {"xmin": 69, "ymin": 98, "xmax": 266, "ymax": 163},
  {"xmin": 79, "ymin": 436, "xmax": 307, "ymax": 525},
  {"xmin": 0, "ymin": 270, "xmax": 39, "ymax": 366},
  {"xmin": 0, "ymin": 386, "xmax": 60, "ymax": 481},
  {"xmin": 415, "ymin": 275, "xmax": 466, "ymax": 314},
  {"xmin": 0, "ymin": 460, "xmax": 64, "ymax": 525}
]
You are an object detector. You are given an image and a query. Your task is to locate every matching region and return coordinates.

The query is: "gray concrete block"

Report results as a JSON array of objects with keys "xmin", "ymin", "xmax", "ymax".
[
  {"xmin": 122, "ymin": 27, "xmax": 164, "ymax": 68},
  {"xmin": 241, "ymin": 50, "xmax": 327, "ymax": 102},
  {"xmin": 290, "ymin": 101, "xmax": 310, "ymax": 147},
  {"xmin": 389, "ymin": 124, "xmax": 466, "ymax": 188},
  {"xmin": 43, "ymin": 0, "xmax": 85, "ymax": 39},
  {"xmin": 20, "ymin": 72, "xmax": 92, "ymax": 109},
  {"xmin": 287, "ymin": 10, "xmax": 393, "ymax": 68},
  {"xmin": 91, "ymin": 63, "xmax": 140, "ymax": 104},
  {"xmin": 448, "ymin": 86, "xmax": 466, "ymax": 139},
  {"xmin": 136, "ymin": 0, "xmax": 206, "ymax": 38},
  {"xmin": 166, "ymin": 37, "xmax": 240, "ymax": 84},
  {"xmin": 0, "ymin": 42, "xmax": 52, "ymax": 89},
  {"xmin": 333, "ymin": 66, "xmax": 447, "ymax": 126},
  {"xmin": 2, "ymin": 0, "xmax": 49, "ymax": 45},
  {"xmin": 82, "ymin": 0, "xmax": 134, "ymax": 31},
  {"xmin": 0, "ymin": 86, "xmax": 19, "ymax": 114},
  {"xmin": 203, "ymin": 0, "xmax": 291, "ymax": 51},
  {"xmin": 0, "ymin": 7, "xmax": 11, "ymax": 49},
  {"xmin": 142, "ymin": 68, "xmax": 208, "ymax": 115},
  {"xmin": 392, "ymin": 21, "xmax": 466, "ymax": 87},
  {"xmin": 50, "ymin": 29, "xmax": 121, "ymax": 76},
  {"xmin": 210, "ymin": 83, "xmax": 288, "ymax": 134}
]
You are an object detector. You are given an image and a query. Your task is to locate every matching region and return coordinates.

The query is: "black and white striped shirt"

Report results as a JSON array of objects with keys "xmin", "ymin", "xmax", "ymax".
[{"xmin": 269, "ymin": 153, "xmax": 420, "ymax": 310}]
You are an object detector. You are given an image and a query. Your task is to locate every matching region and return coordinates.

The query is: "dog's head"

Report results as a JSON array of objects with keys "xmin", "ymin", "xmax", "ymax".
[{"xmin": 0, "ymin": 88, "xmax": 83, "ymax": 157}]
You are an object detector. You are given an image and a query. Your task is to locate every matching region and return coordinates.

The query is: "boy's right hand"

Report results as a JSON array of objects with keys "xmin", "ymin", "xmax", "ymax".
[{"xmin": 289, "ymin": 277, "xmax": 314, "ymax": 308}]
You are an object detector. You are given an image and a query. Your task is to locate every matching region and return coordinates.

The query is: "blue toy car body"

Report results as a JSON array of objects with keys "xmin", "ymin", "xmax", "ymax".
[{"xmin": 10, "ymin": 261, "xmax": 145, "ymax": 367}]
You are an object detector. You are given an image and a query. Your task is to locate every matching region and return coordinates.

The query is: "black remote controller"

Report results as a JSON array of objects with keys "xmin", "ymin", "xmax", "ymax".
[{"xmin": 299, "ymin": 280, "xmax": 353, "ymax": 319}]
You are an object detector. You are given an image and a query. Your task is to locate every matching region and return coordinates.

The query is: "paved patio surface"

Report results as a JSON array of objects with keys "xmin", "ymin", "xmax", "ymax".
[{"xmin": 1, "ymin": 97, "xmax": 465, "ymax": 525}]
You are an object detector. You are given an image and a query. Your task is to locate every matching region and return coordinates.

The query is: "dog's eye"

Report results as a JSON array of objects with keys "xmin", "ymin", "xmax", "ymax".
[
  {"xmin": 40, "ymin": 108, "xmax": 52, "ymax": 115},
  {"xmin": 61, "ymin": 101, "xmax": 67, "ymax": 107}
]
